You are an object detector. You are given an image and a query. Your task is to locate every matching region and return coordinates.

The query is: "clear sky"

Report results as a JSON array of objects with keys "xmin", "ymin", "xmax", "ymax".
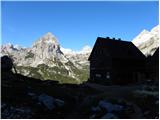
[{"xmin": 2, "ymin": 1, "xmax": 159, "ymax": 50}]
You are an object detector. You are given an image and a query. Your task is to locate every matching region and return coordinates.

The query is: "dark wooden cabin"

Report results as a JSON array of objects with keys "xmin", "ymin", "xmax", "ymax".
[
  {"xmin": 88, "ymin": 37, "xmax": 146, "ymax": 85},
  {"xmin": 146, "ymin": 48, "xmax": 159, "ymax": 81}
]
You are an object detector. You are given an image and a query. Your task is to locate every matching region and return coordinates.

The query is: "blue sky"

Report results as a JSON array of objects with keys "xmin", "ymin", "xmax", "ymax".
[{"xmin": 2, "ymin": 1, "xmax": 159, "ymax": 50}]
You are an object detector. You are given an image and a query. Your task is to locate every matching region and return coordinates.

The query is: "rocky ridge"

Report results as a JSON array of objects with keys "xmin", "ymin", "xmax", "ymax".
[{"xmin": 1, "ymin": 32, "xmax": 91, "ymax": 84}]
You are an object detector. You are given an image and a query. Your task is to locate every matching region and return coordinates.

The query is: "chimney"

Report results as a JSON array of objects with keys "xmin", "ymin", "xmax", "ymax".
[{"xmin": 106, "ymin": 37, "xmax": 110, "ymax": 39}]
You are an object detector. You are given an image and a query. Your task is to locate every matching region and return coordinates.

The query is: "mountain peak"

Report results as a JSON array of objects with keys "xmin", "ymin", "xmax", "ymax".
[
  {"xmin": 132, "ymin": 28, "xmax": 154, "ymax": 46},
  {"xmin": 44, "ymin": 32, "xmax": 55, "ymax": 37},
  {"xmin": 33, "ymin": 32, "xmax": 59, "ymax": 47},
  {"xmin": 132, "ymin": 25, "xmax": 159, "ymax": 56},
  {"xmin": 151, "ymin": 25, "xmax": 159, "ymax": 34},
  {"xmin": 140, "ymin": 29, "xmax": 150, "ymax": 34},
  {"xmin": 42, "ymin": 32, "xmax": 58, "ymax": 43}
]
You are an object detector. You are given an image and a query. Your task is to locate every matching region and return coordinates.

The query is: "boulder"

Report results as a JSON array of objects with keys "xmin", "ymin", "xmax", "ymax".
[
  {"xmin": 38, "ymin": 94, "xmax": 55, "ymax": 110},
  {"xmin": 99, "ymin": 100, "xmax": 123, "ymax": 112},
  {"xmin": 38, "ymin": 93, "xmax": 64, "ymax": 110},
  {"xmin": 1, "ymin": 56, "xmax": 13, "ymax": 71}
]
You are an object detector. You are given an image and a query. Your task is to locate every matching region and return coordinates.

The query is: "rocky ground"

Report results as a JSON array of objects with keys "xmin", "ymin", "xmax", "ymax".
[{"xmin": 1, "ymin": 68, "xmax": 159, "ymax": 119}]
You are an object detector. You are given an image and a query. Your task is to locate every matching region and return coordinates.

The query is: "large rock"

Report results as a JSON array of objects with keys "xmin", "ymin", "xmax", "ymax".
[
  {"xmin": 38, "ymin": 93, "xmax": 64, "ymax": 110},
  {"xmin": 98, "ymin": 100, "xmax": 123, "ymax": 112},
  {"xmin": 1, "ymin": 56, "xmax": 13, "ymax": 71}
]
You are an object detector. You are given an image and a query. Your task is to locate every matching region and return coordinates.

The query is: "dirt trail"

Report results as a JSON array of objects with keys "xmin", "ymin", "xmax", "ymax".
[{"xmin": 85, "ymin": 83, "xmax": 142, "ymax": 99}]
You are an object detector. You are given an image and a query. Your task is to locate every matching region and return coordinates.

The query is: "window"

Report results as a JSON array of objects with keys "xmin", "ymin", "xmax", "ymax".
[
  {"xmin": 95, "ymin": 74, "xmax": 101, "ymax": 78},
  {"xmin": 106, "ymin": 72, "xmax": 110, "ymax": 79}
]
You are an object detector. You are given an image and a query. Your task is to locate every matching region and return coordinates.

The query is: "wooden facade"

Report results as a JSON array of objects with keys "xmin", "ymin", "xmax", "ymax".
[
  {"xmin": 146, "ymin": 48, "xmax": 159, "ymax": 81},
  {"xmin": 88, "ymin": 37, "xmax": 146, "ymax": 85}
]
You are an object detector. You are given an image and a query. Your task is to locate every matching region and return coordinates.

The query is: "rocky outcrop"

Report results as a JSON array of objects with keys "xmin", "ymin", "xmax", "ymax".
[
  {"xmin": 1, "ymin": 55, "xmax": 13, "ymax": 71},
  {"xmin": 31, "ymin": 32, "xmax": 68, "ymax": 67},
  {"xmin": 132, "ymin": 25, "xmax": 159, "ymax": 56}
]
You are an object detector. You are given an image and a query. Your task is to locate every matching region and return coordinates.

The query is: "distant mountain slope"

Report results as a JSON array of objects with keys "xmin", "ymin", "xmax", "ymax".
[
  {"xmin": 132, "ymin": 25, "xmax": 159, "ymax": 56},
  {"xmin": 61, "ymin": 45, "xmax": 92, "ymax": 68},
  {"xmin": 1, "ymin": 32, "xmax": 91, "ymax": 84}
]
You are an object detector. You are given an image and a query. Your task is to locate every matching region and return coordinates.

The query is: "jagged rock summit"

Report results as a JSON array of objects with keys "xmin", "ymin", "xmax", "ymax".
[
  {"xmin": 33, "ymin": 32, "xmax": 59, "ymax": 46},
  {"xmin": 31, "ymin": 32, "xmax": 68, "ymax": 67}
]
